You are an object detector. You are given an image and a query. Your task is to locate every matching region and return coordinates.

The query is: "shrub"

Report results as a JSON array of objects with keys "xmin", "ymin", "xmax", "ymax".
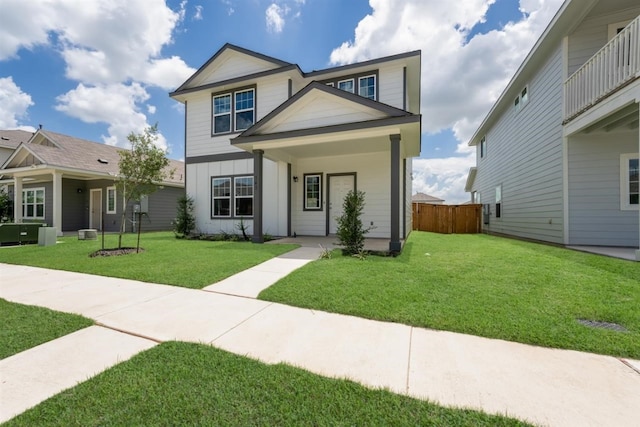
[
  {"xmin": 336, "ymin": 190, "xmax": 372, "ymax": 255},
  {"xmin": 173, "ymin": 195, "xmax": 196, "ymax": 238}
]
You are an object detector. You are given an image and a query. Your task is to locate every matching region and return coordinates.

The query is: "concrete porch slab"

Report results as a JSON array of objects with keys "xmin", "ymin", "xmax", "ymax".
[
  {"xmin": 407, "ymin": 328, "xmax": 640, "ymax": 427},
  {"xmin": 0, "ymin": 326, "xmax": 156, "ymax": 424},
  {"xmin": 568, "ymin": 245, "xmax": 639, "ymax": 262},
  {"xmin": 213, "ymin": 303, "xmax": 411, "ymax": 393}
]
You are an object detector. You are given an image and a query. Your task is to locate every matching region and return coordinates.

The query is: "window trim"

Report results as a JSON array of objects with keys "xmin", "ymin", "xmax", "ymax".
[
  {"xmin": 358, "ymin": 74, "xmax": 376, "ymax": 100},
  {"xmin": 22, "ymin": 187, "xmax": 45, "ymax": 220},
  {"xmin": 620, "ymin": 153, "xmax": 639, "ymax": 211},
  {"xmin": 211, "ymin": 175, "xmax": 255, "ymax": 219},
  {"xmin": 212, "ymin": 92, "xmax": 232, "ymax": 134},
  {"xmin": 337, "ymin": 78, "xmax": 355, "ymax": 93},
  {"xmin": 234, "ymin": 176, "xmax": 254, "ymax": 217},
  {"xmin": 234, "ymin": 88, "xmax": 255, "ymax": 132},
  {"xmin": 480, "ymin": 136, "xmax": 486, "ymax": 159},
  {"xmin": 106, "ymin": 186, "xmax": 117, "ymax": 214},
  {"xmin": 514, "ymin": 85, "xmax": 529, "ymax": 112},
  {"xmin": 211, "ymin": 85, "xmax": 256, "ymax": 136},
  {"xmin": 322, "ymin": 70, "xmax": 379, "ymax": 101},
  {"xmin": 303, "ymin": 173, "xmax": 323, "ymax": 211}
]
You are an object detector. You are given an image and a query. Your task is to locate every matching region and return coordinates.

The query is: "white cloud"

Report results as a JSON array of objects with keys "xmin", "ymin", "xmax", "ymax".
[
  {"xmin": 0, "ymin": 77, "xmax": 35, "ymax": 130},
  {"xmin": 194, "ymin": 5, "xmax": 204, "ymax": 20},
  {"xmin": 331, "ymin": 0, "xmax": 563, "ymax": 201},
  {"xmin": 147, "ymin": 105, "xmax": 157, "ymax": 114},
  {"xmin": 55, "ymin": 83, "xmax": 167, "ymax": 150},
  {"xmin": 266, "ymin": 3, "xmax": 287, "ymax": 33},
  {"xmin": 221, "ymin": 0, "xmax": 235, "ymax": 16},
  {"xmin": 413, "ymin": 156, "xmax": 476, "ymax": 204}
]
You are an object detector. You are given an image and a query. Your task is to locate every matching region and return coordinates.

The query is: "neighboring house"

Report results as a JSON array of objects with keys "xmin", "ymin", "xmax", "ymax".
[
  {"xmin": 0, "ymin": 129, "xmax": 185, "ymax": 234},
  {"xmin": 0, "ymin": 130, "xmax": 31, "ymax": 167},
  {"xmin": 466, "ymin": 0, "xmax": 640, "ymax": 260},
  {"xmin": 412, "ymin": 192, "xmax": 445, "ymax": 205},
  {"xmin": 170, "ymin": 44, "xmax": 421, "ymax": 251}
]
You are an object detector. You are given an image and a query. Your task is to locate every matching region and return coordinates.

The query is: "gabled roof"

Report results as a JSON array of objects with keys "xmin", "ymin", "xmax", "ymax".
[
  {"xmin": 412, "ymin": 192, "xmax": 445, "ymax": 203},
  {"xmin": 171, "ymin": 43, "xmax": 293, "ymax": 95},
  {"xmin": 235, "ymin": 81, "xmax": 415, "ymax": 140},
  {"xmin": 1, "ymin": 130, "xmax": 184, "ymax": 186},
  {"xmin": 0, "ymin": 129, "xmax": 33, "ymax": 150}
]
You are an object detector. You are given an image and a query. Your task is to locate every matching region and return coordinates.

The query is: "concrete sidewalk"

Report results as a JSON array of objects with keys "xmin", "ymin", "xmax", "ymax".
[{"xmin": 1, "ymin": 260, "xmax": 639, "ymax": 426}]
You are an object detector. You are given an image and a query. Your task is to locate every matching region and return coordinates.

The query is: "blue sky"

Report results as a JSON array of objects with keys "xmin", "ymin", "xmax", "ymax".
[{"xmin": 0, "ymin": 0, "xmax": 564, "ymax": 203}]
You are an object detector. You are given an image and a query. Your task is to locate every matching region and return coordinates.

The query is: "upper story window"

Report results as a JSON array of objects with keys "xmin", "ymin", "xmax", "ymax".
[
  {"xmin": 480, "ymin": 136, "xmax": 486, "ymax": 158},
  {"xmin": 323, "ymin": 70, "xmax": 378, "ymax": 101},
  {"xmin": 620, "ymin": 153, "xmax": 639, "ymax": 210},
  {"xmin": 212, "ymin": 87, "xmax": 255, "ymax": 135},
  {"xmin": 514, "ymin": 86, "xmax": 529, "ymax": 112}
]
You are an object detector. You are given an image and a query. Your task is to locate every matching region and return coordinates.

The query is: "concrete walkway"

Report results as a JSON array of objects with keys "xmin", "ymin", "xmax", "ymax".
[{"xmin": 1, "ymin": 256, "xmax": 640, "ymax": 426}]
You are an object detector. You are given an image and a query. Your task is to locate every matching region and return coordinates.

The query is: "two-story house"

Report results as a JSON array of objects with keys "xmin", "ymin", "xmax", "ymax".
[
  {"xmin": 465, "ymin": 0, "xmax": 640, "ymax": 260},
  {"xmin": 170, "ymin": 44, "xmax": 421, "ymax": 251}
]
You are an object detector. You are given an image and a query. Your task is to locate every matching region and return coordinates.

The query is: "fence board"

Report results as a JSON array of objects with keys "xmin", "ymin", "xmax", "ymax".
[{"xmin": 412, "ymin": 204, "xmax": 481, "ymax": 234}]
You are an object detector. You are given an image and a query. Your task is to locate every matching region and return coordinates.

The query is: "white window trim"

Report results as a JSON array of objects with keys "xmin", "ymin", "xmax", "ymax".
[
  {"xmin": 212, "ymin": 92, "xmax": 232, "ymax": 134},
  {"xmin": 106, "ymin": 186, "xmax": 117, "ymax": 214},
  {"xmin": 233, "ymin": 176, "xmax": 254, "ymax": 217},
  {"xmin": 212, "ymin": 177, "xmax": 232, "ymax": 218},
  {"xmin": 22, "ymin": 187, "xmax": 45, "ymax": 219},
  {"xmin": 480, "ymin": 136, "xmax": 486, "ymax": 158},
  {"xmin": 304, "ymin": 173, "xmax": 323, "ymax": 211},
  {"xmin": 234, "ymin": 88, "xmax": 255, "ymax": 132},
  {"xmin": 358, "ymin": 74, "xmax": 376, "ymax": 100},
  {"xmin": 620, "ymin": 153, "xmax": 639, "ymax": 211},
  {"xmin": 337, "ymin": 78, "xmax": 355, "ymax": 93},
  {"xmin": 514, "ymin": 85, "xmax": 529, "ymax": 112}
]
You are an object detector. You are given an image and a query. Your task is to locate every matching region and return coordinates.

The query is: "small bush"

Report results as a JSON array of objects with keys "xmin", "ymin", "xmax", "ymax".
[
  {"xmin": 173, "ymin": 195, "xmax": 196, "ymax": 238},
  {"xmin": 336, "ymin": 190, "xmax": 372, "ymax": 255}
]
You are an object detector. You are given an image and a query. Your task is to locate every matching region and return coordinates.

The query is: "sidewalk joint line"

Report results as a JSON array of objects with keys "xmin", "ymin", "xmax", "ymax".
[
  {"xmin": 619, "ymin": 358, "xmax": 640, "ymax": 375},
  {"xmin": 94, "ymin": 322, "xmax": 163, "ymax": 344},
  {"xmin": 210, "ymin": 302, "xmax": 275, "ymax": 343},
  {"xmin": 406, "ymin": 326, "xmax": 413, "ymax": 394}
]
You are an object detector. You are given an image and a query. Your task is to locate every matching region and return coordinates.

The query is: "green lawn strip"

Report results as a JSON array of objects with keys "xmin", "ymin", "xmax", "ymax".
[
  {"xmin": 5, "ymin": 341, "xmax": 530, "ymax": 426},
  {"xmin": 0, "ymin": 299, "xmax": 93, "ymax": 359},
  {"xmin": 260, "ymin": 232, "xmax": 640, "ymax": 358},
  {"xmin": 0, "ymin": 232, "xmax": 297, "ymax": 289}
]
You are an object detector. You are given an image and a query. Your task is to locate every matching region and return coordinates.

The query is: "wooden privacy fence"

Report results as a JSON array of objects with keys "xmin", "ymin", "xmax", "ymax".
[{"xmin": 412, "ymin": 203, "xmax": 482, "ymax": 234}]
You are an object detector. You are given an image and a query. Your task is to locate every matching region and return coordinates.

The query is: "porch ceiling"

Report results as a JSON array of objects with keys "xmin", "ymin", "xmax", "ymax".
[{"xmin": 583, "ymin": 103, "xmax": 639, "ymax": 134}]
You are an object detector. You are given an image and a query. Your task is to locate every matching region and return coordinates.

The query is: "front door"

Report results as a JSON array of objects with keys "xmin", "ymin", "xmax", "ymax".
[
  {"xmin": 90, "ymin": 189, "xmax": 102, "ymax": 230},
  {"xmin": 328, "ymin": 174, "xmax": 355, "ymax": 234}
]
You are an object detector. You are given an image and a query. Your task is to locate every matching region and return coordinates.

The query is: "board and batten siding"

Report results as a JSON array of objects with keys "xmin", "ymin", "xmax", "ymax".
[
  {"xmin": 473, "ymin": 45, "xmax": 565, "ymax": 244},
  {"xmin": 291, "ymin": 152, "xmax": 391, "ymax": 238},
  {"xmin": 567, "ymin": 7, "xmax": 640, "ymax": 77},
  {"xmin": 568, "ymin": 131, "xmax": 639, "ymax": 247}
]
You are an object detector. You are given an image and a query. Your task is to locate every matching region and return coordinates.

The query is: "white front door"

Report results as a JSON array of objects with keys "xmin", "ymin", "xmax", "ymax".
[
  {"xmin": 90, "ymin": 189, "xmax": 102, "ymax": 230},
  {"xmin": 328, "ymin": 174, "xmax": 355, "ymax": 234}
]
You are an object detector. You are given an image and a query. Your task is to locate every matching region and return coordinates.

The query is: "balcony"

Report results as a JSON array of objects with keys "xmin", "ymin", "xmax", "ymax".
[{"xmin": 564, "ymin": 15, "xmax": 640, "ymax": 123}]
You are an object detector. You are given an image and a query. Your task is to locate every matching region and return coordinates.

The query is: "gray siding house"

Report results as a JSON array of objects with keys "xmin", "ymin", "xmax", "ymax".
[
  {"xmin": 170, "ymin": 44, "xmax": 421, "ymax": 251},
  {"xmin": 466, "ymin": 0, "xmax": 640, "ymax": 260},
  {"xmin": 0, "ymin": 129, "xmax": 184, "ymax": 234}
]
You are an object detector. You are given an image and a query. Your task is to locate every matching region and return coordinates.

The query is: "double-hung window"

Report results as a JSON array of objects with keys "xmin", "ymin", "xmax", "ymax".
[
  {"xmin": 304, "ymin": 173, "xmax": 322, "ymax": 210},
  {"xmin": 495, "ymin": 185, "xmax": 502, "ymax": 218},
  {"xmin": 106, "ymin": 186, "xmax": 117, "ymax": 214},
  {"xmin": 212, "ymin": 176, "xmax": 254, "ymax": 218},
  {"xmin": 358, "ymin": 75, "xmax": 376, "ymax": 100},
  {"xmin": 22, "ymin": 188, "xmax": 45, "ymax": 219},
  {"xmin": 620, "ymin": 153, "xmax": 639, "ymax": 210},
  {"xmin": 212, "ymin": 87, "xmax": 255, "ymax": 135}
]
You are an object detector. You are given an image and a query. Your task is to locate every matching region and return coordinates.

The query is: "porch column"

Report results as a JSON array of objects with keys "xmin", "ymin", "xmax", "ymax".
[
  {"xmin": 389, "ymin": 134, "xmax": 401, "ymax": 252},
  {"xmin": 52, "ymin": 172, "xmax": 63, "ymax": 236},
  {"xmin": 637, "ymin": 107, "xmax": 640, "ymax": 261},
  {"xmin": 13, "ymin": 176, "xmax": 23, "ymax": 223},
  {"xmin": 252, "ymin": 149, "xmax": 264, "ymax": 243}
]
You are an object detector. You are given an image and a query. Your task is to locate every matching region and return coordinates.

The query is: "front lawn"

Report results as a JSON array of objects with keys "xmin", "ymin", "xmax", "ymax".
[
  {"xmin": 5, "ymin": 341, "xmax": 530, "ymax": 426},
  {"xmin": 0, "ymin": 299, "xmax": 92, "ymax": 359},
  {"xmin": 0, "ymin": 232, "xmax": 297, "ymax": 289},
  {"xmin": 260, "ymin": 232, "xmax": 640, "ymax": 358}
]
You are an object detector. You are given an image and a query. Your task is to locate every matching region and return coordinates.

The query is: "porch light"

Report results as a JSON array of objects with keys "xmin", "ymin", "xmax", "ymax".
[{"xmin": 293, "ymin": 176, "xmax": 298, "ymax": 183}]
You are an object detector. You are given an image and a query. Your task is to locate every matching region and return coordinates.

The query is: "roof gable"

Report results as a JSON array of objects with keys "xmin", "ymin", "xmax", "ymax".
[
  {"xmin": 174, "ymin": 43, "xmax": 291, "ymax": 92},
  {"xmin": 241, "ymin": 82, "xmax": 412, "ymax": 137},
  {"xmin": 0, "ymin": 129, "xmax": 33, "ymax": 150}
]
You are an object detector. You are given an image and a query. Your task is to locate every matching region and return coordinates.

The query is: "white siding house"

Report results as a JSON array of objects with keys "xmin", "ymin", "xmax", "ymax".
[
  {"xmin": 466, "ymin": 0, "xmax": 640, "ymax": 260},
  {"xmin": 171, "ymin": 44, "xmax": 421, "ymax": 251}
]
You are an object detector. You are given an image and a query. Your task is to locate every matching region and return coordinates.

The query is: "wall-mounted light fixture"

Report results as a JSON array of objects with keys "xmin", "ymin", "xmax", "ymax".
[
  {"xmin": 293, "ymin": 176, "xmax": 298, "ymax": 183},
  {"xmin": 77, "ymin": 188, "xmax": 83, "ymax": 194}
]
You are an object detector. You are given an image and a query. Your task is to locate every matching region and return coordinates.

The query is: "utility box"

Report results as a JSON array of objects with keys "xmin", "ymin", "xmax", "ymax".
[
  {"xmin": 38, "ymin": 227, "xmax": 57, "ymax": 246},
  {"xmin": 78, "ymin": 229, "xmax": 98, "ymax": 240}
]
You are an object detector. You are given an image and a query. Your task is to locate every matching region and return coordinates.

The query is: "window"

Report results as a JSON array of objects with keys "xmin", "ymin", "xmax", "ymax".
[
  {"xmin": 620, "ymin": 153, "xmax": 639, "ymax": 210},
  {"xmin": 234, "ymin": 176, "xmax": 254, "ymax": 216},
  {"xmin": 212, "ymin": 87, "xmax": 255, "ymax": 135},
  {"xmin": 480, "ymin": 136, "xmax": 486, "ymax": 158},
  {"xmin": 211, "ymin": 176, "xmax": 254, "ymax": 218},
  {"xmin": 212, "ymin": 177, "xmax": 231, "ymax": 217},
  {"xmin": 514, "ymin": 86, "xmax": 529, "ymax": 112},
  {"xmin": 304, "ymin": 173, "xmax": 322, "ymax": 210},
  {"xmin": 235, "ymin": 89, "xmax": 255, "ymax": 131},
  {"xmin": 358, "ymin": 75, "xmax": 376, "ymax": 100},
  {"xmin": 495, "ymin": 185, "xmax": 502, "ymax": 218},
  {"xmin": 22, "ymin": 188, "xmax": 45, "ymax": 219},
  {"xmin": 106, "ymin": 186, "xmax": 117, "ymax": 214},
  {"xmin": 213, "ymin": 93, "xmax": 231, "ymax": 134},
  {"xmin": 338, "ymin": 79, "xmax": 354, "ymax": 93}
]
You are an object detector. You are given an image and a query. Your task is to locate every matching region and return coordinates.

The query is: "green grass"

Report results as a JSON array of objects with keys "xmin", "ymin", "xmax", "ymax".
[
  {"xmin": 5, "ymin": 341, "xmax": 530, "ymax": 426},
  {"xmin": 0, "ymin": 232, "xmax": 297, "ymax": 289},
  {"xmin": 0, "ymin": 299, "xmax": 92, "ymax": 359},
  {"xmin": 260, "ymin": 232, "xmax": 640, "ymax": 358}
]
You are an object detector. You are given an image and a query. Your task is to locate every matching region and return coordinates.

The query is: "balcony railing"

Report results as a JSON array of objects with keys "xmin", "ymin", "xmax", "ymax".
[{"xmin": 564, "ymin": 15, "xmax": 640, "ymax": 122}]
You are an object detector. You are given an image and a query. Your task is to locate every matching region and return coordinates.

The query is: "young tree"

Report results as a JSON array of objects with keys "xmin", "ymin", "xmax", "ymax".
[
  {"xmin": 116, "ymin": 125, "xmax": 173, "ymax": 249},
  {"xmin": 336, "ymin": 190, "xmax": 371, "ymax": 255},
  {"xmin": 173, "ymin": 194, "xmax": 196, "ymax": 238},
  {"xmin": 0, "ymin": 187, "xmax": 13, "ymax": 222}
]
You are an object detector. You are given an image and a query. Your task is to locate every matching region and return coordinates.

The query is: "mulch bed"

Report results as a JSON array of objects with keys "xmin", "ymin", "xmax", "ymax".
[{"xmin": 89, "ymin": 247, "xmax": 145, "ymax": 257}]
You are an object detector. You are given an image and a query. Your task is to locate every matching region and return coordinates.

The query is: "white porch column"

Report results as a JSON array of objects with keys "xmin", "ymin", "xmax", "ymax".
[
  {"xmin": 52, "ymin": 172, "xmax": 63, "ymax": 236},
  {"xmin": 13, "ymin": 177, "xmax": 23, "ymax": 223}
]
